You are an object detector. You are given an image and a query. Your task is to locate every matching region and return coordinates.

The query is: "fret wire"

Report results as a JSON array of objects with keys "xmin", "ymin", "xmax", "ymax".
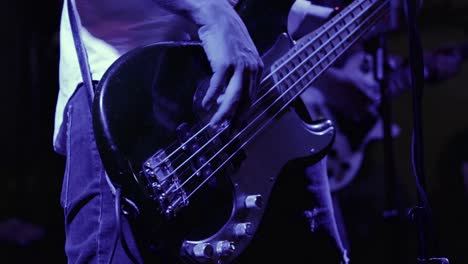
[
  {"xmin": 274, "ymin": 0, "xmax": 388, "ymax": 102},
  {"xmin": 179, "ymin": 3, "xmax": 391, "ymax": 201},
  {"xmin": 244, "ymin": 0, "xmax": 389, "ymax": 134}
]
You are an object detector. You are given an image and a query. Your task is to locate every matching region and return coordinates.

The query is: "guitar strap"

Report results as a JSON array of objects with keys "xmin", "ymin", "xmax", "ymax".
[
  {"xmin": 66, "ymin": 2, "xmax": 142, "ymax": 262},
  {"xmin": 66, "ymin": 0, "xmax": 140, "ymax": 215},
  {"xmin": 66, "ymin": 0, "xmax": 96, "ymax": 110},
  {"xmin": 66, "ymin": 0, "xmax": 119, "ymax": 194}
]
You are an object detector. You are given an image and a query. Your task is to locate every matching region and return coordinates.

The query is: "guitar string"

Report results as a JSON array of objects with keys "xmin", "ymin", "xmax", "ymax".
[
  {"xmin": 148, "ymin": 0, "xmax": 366, "ymax": 170},
  {"xmin": 180, "ymin": 5, "xmax": 389, "ymax": 204},
  {"xmin": 153, "ymin": 3, "xmax": 389, "ymax": 213},
  {"xmin": 157, "ymin": 0, "xmax": 382, "ymax": 185},
  {"xmin": 157, "ymin": 0, "xmax": 383, "ymax": 199},
  {"xmin": 158, "ymin": 127, "xmax": 228, "ymax": 194},
  {"xmin": 168, "ymin": 32, "xmax": 460, "ymax": 194},
  {"xmin": 165, "ymin": 16, "xmax": 389, "ymax": 213},
  {"xmin": 168, "ymin": 1, "xmax": 390, "ymax": 202}
]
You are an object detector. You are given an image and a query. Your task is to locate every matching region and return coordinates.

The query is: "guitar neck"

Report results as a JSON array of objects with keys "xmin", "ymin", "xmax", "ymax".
[
  {"xmin": 268, "ymin": 0, "xmax": 391, "ymax": 106},
  {"xmin": 229, "ymin": 0, "xmax": 391, "ymax": 156}
]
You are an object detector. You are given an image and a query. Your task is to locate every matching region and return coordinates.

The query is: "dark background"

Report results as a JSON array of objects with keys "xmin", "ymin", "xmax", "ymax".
[{"xmin": 0, "ymin": 0, "xmax": 467, "ymax": 263}]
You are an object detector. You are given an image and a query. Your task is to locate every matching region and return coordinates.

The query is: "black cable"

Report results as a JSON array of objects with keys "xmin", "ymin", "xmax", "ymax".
[
  {"xmin": 118, "ymin": 199, "xmax": 141, "ymax": 264},
  {"xmin": 404, "ymin": 0, "xmax": 430, "ymax": 208},
  {"xmin": 107, "ymin": 188, "xmax": 140, "ymax": 264},
  {"xmin": 107, "ymin": 188, "xmax": 121, "ymax": 264},
  {"xmin": 403, "ymin": 0, "xmax": 436, "ymax": 260}
]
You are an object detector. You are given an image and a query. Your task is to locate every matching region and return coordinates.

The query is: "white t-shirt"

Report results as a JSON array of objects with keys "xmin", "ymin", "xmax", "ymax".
[{"xmin": 54, "ymin": 0, "xmax": 197, "ymax": 153}]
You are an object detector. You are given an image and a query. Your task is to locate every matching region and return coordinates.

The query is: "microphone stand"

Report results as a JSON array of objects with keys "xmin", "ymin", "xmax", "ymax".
[
  {"xmin": 367, "ymin": 29, "xmax": 405, "ymax": 264},
  {"xmin": 403, "ymin": 0, "xmax": 448, "ymax": 263}
]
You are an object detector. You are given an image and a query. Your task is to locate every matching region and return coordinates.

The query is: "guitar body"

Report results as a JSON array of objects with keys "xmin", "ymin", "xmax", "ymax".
[
  {"xmin": 93, "ymin": 0, "xmax": 392, "ymax": 261},
  {"xmin": 92, "ymin": 2, "xmax": 335, "ymax": 263}
]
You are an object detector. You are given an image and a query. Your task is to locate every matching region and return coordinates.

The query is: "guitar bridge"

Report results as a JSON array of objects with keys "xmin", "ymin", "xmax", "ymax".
[{"xmin": 143, "ymin": 149, "xmax": 189, "ymax": 218}]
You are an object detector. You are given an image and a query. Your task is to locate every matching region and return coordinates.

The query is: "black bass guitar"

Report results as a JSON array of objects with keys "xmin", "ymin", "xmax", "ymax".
[{"xmin": 92, "ymin": 0, "xmax": 391, "ymax": 262}]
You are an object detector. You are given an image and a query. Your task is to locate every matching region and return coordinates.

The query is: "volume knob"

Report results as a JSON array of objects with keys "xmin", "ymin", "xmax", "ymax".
[
  {"xmin": 244, "ymin": 194, "xmax": 263, "ymax": 209},
  {"xmin": 233, "ymin": 222, "xmax": 253, "ymax": 237},
  {"xmin": 192, "ymin": 243, "xmax": 214, "ymax": 258},
  {"xmin": 216, "ymin": 240, "xmax": 236, "ymax": 256}
]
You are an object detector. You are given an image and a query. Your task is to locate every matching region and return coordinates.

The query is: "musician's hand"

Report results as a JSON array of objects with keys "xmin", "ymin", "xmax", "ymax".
[
  {"xmin": 198, "ymin": 2, "xmax": 263, "ymax": 127},
  {"xmin": 287, "ymin": 0, "xmax": 334, "ymax": 40}
]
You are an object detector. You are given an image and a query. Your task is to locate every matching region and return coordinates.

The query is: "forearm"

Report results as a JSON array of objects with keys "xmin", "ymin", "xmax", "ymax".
[{"xmin": 153, "ymin": 0, "xmax": 237, "ymax": 27}]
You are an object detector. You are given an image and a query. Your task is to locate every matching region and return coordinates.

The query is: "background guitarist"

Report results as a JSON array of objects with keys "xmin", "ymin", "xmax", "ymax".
[
  {"xmin": 286, "ymin": 0, "xmax": 466, "ymax": 259},
  {"xmin": 317, "ymin": 40, "xmax": 466, "ymax": 193},
  {"xmin": 311, "ymin": 38, "xmax": 465, "ymax": 255},
  {"xmin": 55, "ymin": 0, "xmax": 354, "ymax": 263}
]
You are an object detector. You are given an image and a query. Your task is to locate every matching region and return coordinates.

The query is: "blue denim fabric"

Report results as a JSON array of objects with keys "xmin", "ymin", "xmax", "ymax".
[
  {"xmin": 59, "ymin": 86, "xmax": 144, "ymax": 264},
  {"xmin": 58, "ymin": 85, "xmax": 348, "ymax": 263}
]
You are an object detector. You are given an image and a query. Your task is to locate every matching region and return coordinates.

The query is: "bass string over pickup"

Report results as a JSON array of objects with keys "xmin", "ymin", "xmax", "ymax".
[
  {"xmin": 175, "ymin": 121, "xmax": 239, "ymax": 181},
  {"xmin": 142, "ymin": 148, "xmax": 189, "ymax": 218},
  {"xmin": 140, "ymin": 121, "xmax": 234, "ymax": 218}
]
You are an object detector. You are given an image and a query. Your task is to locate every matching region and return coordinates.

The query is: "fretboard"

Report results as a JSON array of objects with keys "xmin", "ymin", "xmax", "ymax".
[
  {"xmin": 269, "ymin": 0, "xmax": 390, "ymax": 106},
  {"xmin": 211, "ymin": 0, "xmax": 392, "ymax": 166}
]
